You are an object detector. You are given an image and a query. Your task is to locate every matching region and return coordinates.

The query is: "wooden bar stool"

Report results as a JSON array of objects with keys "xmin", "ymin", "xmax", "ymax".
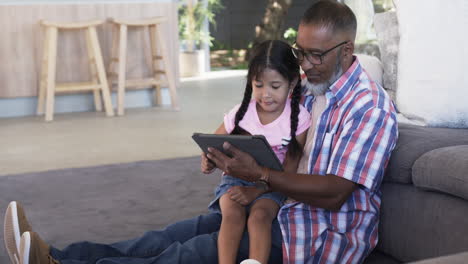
[
  {"xmin": 37, "ymin": 19, "xmax": 115, "ymax": 121},
  {"xmin": 108, "ymin": 17, "xmax": 180, "ymax": 116}
]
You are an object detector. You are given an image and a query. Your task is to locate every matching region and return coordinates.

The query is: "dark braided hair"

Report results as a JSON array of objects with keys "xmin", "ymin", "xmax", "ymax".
[{"xmin": 231, "ymin": 40, "xmax": 303, "ymax": 159}]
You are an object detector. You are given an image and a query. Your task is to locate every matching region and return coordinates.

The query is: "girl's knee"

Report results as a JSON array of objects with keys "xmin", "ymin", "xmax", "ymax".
[
  {"xmin": 222, "ymin": 205, "xmax": 246, "ymax": 224},
  {"xmin": 220, "ymin": 195, "xmax": 246, "ymax": 221},
  {"xmin": 248, "ymin": 206, "xmax": 276, "ymax": 226}
]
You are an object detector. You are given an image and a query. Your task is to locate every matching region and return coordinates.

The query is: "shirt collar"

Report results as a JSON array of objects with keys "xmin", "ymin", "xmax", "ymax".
[
  {"xmin": 302, "ymin": 56, "xmax": 362, "ymax": 105},
  {"xmin": 328, "ymin": 55, "xmax": 362, "ymax": 104}
]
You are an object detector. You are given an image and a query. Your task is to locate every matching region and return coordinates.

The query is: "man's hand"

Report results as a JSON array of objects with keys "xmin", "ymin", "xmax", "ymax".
[
  {"xmin": 200, "ymin": 153, "xmax": 216, "ymax": 174},
  {"xmin": 206, "ymin": 142, "xmax": 262, "ymax": 182},
  {"xmin": 228, "ymin": 186, "xmax": 263, "ymax": 206}
]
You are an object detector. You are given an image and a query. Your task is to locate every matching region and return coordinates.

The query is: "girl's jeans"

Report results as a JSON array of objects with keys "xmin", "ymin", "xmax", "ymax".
[{"xmin": 50, "ymin": 212, "xmax": 283, "ymax": 264}]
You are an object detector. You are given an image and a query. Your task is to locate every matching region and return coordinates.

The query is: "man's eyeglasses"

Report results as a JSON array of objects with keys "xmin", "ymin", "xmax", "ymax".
[{"xmin": 291, "ymin": 41, "xmax": 348, "ymax": 65}]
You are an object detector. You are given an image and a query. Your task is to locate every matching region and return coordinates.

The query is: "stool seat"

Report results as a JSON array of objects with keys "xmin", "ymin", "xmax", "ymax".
[
  {"xmin": 108, "ymin": 16, "xmax": 179, "ymax": 115},
  {"xmin": 40, "ymin": 19, "xmax": 104, "ymax": 29},
  {"xmin": 108, "ymin": 17, "xmax": 167, "ymax": 26}
]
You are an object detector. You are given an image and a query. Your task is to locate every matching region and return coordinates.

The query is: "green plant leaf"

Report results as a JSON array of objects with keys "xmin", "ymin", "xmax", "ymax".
[{"xmin": 178, "ymin": 0, "xmax": 224, "ymax": 50}]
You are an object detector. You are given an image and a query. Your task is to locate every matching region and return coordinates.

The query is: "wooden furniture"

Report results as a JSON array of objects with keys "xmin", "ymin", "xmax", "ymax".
[
  {"xmin": 108, "ymin": 17, "xmax": 180, "ymax": 115},
  {"xmin": 0, "ymin": 2, "xmax": 180, "ymax": 99},
  {"xmin": 38, "ymin": 20, "xmax": 114, "ymax": 121}
]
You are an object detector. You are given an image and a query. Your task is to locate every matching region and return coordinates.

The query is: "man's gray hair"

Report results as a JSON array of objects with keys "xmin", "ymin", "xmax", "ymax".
[{"xmin": 301, "ymin": 0, "xmax": 357, "ymax": 41}]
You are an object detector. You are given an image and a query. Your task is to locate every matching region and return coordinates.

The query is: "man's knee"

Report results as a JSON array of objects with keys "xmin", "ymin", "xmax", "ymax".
[{"xmin": 164, "ymin": 213, "xmax": 222, "ymax": 242}]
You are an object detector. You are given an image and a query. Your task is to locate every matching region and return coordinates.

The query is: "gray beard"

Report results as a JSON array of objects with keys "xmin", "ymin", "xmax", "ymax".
[
  {"xmin": 304, "ymin": 81, "xmax": 329, "ymax": 96},
  {"xmin": 304, "ymin": 57, "xmax": 344, "ymax": 96}
]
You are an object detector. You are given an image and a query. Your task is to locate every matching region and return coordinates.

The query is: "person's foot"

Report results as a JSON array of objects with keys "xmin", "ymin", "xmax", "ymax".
[
  {"xmin": 240, "ymin": 259, "xmax": 262, "ymax": 264},
  {"xmin": 19, "ymin": 231, "xmax": 59, "ymax": 264},
  {"xmin": 4, "ymin": 201, "xmax": 33, "ymax": 264}
]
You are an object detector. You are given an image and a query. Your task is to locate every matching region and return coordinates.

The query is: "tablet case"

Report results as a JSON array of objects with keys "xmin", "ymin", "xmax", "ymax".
[{"xmin": 192, "ymin": 133, "xmax": 283, "ymax": 171}]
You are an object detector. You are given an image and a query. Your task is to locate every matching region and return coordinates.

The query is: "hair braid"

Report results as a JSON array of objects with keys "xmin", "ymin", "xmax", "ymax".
[
  {"xmin": 231, "ymin": 82, "xmax": 252, "ymax": 135},
  {"xmin": 285, "ymin": 79, "xmax": 303, "ymax": 159}
]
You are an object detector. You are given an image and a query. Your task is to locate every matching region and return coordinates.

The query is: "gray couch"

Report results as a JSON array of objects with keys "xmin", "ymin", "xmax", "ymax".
[
  {"xmin": 365, "ymin": 124, "xmax": 468, "ymax": 263},
  {"xmin": 357, "ymin": 6, "xmax": 468, "ymax": 262}
]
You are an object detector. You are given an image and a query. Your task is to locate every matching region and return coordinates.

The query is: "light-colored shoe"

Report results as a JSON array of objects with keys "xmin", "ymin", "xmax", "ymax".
[
  {"xmin": 240, "ymin": 259, "xmax": 262, "ymax": 264},
  {"xmin": 19, "ymin": 231, "xmax": 59, "ymax": 264},
  {"xmin": 4, "ymin": 201, "xmax": 33, "ymax": 264}
]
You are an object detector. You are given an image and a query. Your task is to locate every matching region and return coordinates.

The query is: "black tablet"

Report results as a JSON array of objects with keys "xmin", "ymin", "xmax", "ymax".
[{"xmin": 192, "ymin": 133, "xmax": 283, "ymax": 171}]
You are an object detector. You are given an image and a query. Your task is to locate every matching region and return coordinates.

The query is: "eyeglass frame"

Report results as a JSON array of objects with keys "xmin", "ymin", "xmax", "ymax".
[{"xmin": 291, "ymin": 41, "xmax": 348, "ymax": 65}]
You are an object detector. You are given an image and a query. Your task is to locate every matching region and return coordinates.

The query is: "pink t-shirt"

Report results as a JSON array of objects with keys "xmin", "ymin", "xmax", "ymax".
[{"xmin": 224, "ymin": 99, "xmax": 311, "ymax": 163}]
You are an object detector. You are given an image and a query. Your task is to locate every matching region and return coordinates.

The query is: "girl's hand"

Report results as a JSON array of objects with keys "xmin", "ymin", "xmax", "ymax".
[
  {"xmin": 201, "ymin": 153, "xmax": 216, "ymax": 174},
  {"xmin": 228, "ymin": 186, "xmax": 263, "ymax": 206}
]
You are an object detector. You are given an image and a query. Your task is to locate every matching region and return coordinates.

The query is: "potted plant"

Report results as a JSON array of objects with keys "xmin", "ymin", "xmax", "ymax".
[{"xmin": 178, "ymin": 0, "xmax": 223, "ymax": 77}]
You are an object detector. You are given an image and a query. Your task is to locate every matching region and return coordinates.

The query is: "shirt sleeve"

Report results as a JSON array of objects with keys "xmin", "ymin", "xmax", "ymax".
[
  {"xmin": 296, "ymin": 105, "xmax": 311, "ymax": 135},
  {"xmin": 326, "ymin": 107, "xmax": 398, "ymax": 191},
  {"xmin": 223, "ymin": 104, "xmax": 241, "ymax": 134}
]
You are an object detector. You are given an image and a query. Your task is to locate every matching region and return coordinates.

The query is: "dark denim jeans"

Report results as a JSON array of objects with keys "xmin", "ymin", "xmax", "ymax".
[{"xmin": 50, "ymin": 213, "xmax": 283, "ymax": 264}]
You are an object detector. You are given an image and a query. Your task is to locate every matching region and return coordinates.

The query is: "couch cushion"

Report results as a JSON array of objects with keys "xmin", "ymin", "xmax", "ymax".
[
  {"xmin": 393, "ymin": 0, "xmax": 468, "ymax": 128},
  {"xmin": 413, "ymin": 145, "xmax": 468, "ymax": 200},
  {"xmin": 378, "ymin": 183, "xmax": 468, "ymax": 262},
  {"xmin": 364, "ymin": 250, "xmax": 401, "ymax": 264},
  {"xmin": 385, "ymin": 124, "xmax": 468, "ymax": 184},
  {"xmin": 408, "ymin": 252, "xmax": 468, "ymax": 264},
  {"xmin": 356, "ymin": 54, "xmax": 383, "ymax": 86}
]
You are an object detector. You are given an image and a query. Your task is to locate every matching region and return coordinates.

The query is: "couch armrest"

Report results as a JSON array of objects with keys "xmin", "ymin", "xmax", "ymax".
[{"xmin": 407, "ymin": 252, "xmax": 468, "ymax": 264}]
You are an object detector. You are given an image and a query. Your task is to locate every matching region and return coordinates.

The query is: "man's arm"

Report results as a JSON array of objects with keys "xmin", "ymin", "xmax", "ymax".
[
  {"xmin": 277, "ymin": 131, "xmax": 355, "ymax": 210},
  {"xmin": 207, "ymin": 106, "xmax": 397, "ymax": 211},
  {"xmin": 264, "ymin": 169, "xmax": 357, "ymax": 210},
  {"xmin": 207, "ymin": 143, "xmax": 357, "ymax": 211}
]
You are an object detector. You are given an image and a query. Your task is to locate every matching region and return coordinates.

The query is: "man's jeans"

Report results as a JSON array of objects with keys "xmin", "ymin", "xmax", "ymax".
[{"xmin": 50, "ymin": 213, "xmax": 283, "ymax": 264}]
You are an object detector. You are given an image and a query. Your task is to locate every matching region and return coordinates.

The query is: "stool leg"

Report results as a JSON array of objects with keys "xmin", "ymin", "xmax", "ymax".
[
  {"xmin": 87, "ymin": 26, "xmax": 114, "ymax": 117},
  {"xmin": 152, "ymin": 24, "xmax": 179, "ymax": 110},
  {"xmin": 117, "ymin": 24, "xmax": 128, "ymax": 116},
  {"xmin": 143, "ymin": 26, "xmax": 155, "ymax": 76},
  {"xmin": 154, "ymin": 84, "xmax": 162, "ymax": 106},
  {"xmin": 85, "ymin": 28, "xmax": 102, "ymax": 112},
  {"xmin": 37, "ymin": 27, "xmax": 50, "ymax": 115},
  {"xmin": 45, "ymin": 27, "xmax": 58, "ymax": 122},
  {"xmin": 108, "ymin": 24, "xmax": 120, "ymax": 82},
  {"xmin": 149, "ymin": 25, "xmax": 162, "ymax": 106}
]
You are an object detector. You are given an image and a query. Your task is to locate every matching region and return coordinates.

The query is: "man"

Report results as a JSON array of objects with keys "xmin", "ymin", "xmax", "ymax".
[
  {"xmin": 207, "ymin": 1, "xmax": 398, "ymax": 263},
  {"xmin": 4, "ymin": 1, "xmax": 397, "ymax": 263}
]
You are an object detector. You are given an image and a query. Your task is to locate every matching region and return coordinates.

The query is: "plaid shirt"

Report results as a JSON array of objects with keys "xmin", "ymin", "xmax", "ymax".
[{"xmin": 278, "ymin": 57, "xmax": 398, "ymax": 264}]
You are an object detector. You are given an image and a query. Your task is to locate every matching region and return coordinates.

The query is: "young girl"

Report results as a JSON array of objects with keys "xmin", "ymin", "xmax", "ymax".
[{"xmin": 201, "ymin": 40, "xmax": 310, "ymax": 264}]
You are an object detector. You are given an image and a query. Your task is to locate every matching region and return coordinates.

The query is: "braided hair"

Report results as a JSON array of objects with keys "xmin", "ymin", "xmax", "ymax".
[{"xmin": 231, "ymin": 40, "xmax": 303, "ymax": 159}]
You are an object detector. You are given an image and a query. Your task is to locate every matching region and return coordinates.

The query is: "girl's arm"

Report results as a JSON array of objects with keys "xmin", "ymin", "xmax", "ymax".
[
  {"xmin": 282, "ymin": 130, "xmax": 308, "ymax": 173},
  {"xmin": 214, "ymin": 123, "xmax": 228, "ymax": 134}
]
